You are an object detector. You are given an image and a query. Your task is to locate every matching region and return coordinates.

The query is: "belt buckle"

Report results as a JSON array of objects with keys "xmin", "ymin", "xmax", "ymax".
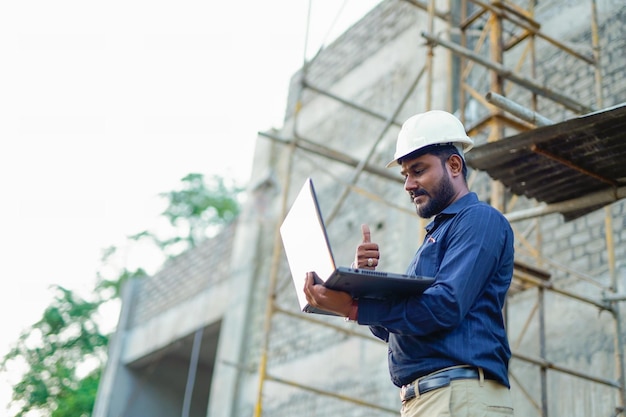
[
  {"xmin": 400, "ymin": 384, "xmax": 409, "ymax": 400},
  {"xmin": 400, "ymin": 383, "xmax": 413, "ymax": 402}
]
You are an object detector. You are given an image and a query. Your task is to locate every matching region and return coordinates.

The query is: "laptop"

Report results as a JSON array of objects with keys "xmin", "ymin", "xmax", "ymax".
[{"xmin": 279, "ymin": 177, "xmax": 435, "ymax": 315}]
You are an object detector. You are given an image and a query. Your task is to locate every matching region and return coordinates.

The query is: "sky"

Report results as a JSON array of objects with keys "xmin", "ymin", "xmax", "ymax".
[{"xmin": 0, "ymin": 0, "xmax": 381, "ymax": 413}]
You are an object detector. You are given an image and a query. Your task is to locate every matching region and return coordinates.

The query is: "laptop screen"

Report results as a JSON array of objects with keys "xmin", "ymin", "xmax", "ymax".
[{"xmin": 280, "ymin": 178, "xmax": 336, "ymax": 309}]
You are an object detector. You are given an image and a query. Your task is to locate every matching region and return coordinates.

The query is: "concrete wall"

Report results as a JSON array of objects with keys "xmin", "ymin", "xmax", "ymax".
[{"xmin": 94, "ymin": 225, "xmax": 235, "ymax": 417}]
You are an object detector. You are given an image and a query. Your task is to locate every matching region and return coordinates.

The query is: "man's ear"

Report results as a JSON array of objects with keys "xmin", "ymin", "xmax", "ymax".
[{"xmin": 447, "ymin": 154, "xmax": 464, "ymax": 177}]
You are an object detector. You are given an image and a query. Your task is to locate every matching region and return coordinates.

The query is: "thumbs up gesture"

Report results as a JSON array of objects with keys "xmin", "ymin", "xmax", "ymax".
[{"xmin": 354, "ymin": 224, "xmax": 380, "ymax": 270}]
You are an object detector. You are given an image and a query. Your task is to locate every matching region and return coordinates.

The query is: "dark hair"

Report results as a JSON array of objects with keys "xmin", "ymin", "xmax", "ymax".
[{"xmin": 398, "ymin": 144, "xmax": 468, "ymax": 179}]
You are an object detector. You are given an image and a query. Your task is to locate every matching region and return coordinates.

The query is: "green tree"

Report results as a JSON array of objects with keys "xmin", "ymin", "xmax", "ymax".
[
  {"xmin": 1, "ymin": 286, "xmax": 107, "ymax": 417},
  {"xmin": 1, "ymin": 173, "xmax": 242, "ymax": 417},
  {"xmin": 129, "ymin": 173, "xmax": 243, "ymax": 257}
]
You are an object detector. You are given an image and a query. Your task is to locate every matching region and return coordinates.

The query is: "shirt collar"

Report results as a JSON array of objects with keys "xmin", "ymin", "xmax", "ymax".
[{"xmin": 425, "ymin": 192, "xmax": 478, "ymax": 232}]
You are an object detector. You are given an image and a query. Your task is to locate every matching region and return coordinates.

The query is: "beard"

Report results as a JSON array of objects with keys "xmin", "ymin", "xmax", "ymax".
[{"xmin": 412, "ymin": 171, "xmax": 455, "ymax": 219}]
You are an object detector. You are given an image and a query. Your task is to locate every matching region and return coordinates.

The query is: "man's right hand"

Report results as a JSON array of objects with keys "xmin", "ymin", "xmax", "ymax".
[
  {"xmin": 303, "ymin": 272, "xmax": 354, "ymax": 317},
  {"xmin": 353, "ymin": 224, "xmax": 380, "ymax": 270}
]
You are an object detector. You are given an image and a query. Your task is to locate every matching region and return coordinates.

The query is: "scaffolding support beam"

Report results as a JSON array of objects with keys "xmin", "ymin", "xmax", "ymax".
[
  {"xmin": 258, "ymin": 130, "xmax": 403, "ymax": 184},
  {"xmin": 265, "ymin": 374, "xmax": 398, "ymax": 415},
  {"xmin": 512, "ymin": 351, "xmax": 622, "ymax": 388},
  {"xmin": 467, "ymin": 0, "xmax": 596, "ymax": 64},
  {"xmin": 504, "ymin": 186, "xmax": 626, "ymax": 223},
  {"xmin": 302, "ymin": 81, "xmax": 403, "ymax": 127},
  {"xmin": 485, "ymin": 91, "xmax": 553, "ymax": 127},
  {"xmin": 421, "ymin": 31, "xmax": 594, "ymax": 114}
]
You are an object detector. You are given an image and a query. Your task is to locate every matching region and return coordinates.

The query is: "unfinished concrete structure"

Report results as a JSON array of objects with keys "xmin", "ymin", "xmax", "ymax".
[{"xmin": 94, "ymin": 1, "xmax": 626, "ymax": 416}]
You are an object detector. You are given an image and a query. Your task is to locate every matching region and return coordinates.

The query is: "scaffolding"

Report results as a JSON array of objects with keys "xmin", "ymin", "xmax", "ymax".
[{"xmin": 253, "ymin": 0, "xmax": 626, "ymax": 416}]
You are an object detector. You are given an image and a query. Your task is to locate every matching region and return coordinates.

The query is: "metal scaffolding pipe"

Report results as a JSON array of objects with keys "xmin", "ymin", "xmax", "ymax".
[
  {"xmin": 266, "ymin": 374, "xmax": 398, "ymax": 414},
  {"xmin": 254, "ymin": 117, "xmax": 301, "ymax": 417},
  {"xmin": 302, "ymin": 81, "xmax": 402, "ymax": 127},
  {"xmin": 513, "ymin": 270, "xmax": 612, "ymax": 311},
  {"xmin": 538, "ymin": 286, "xmax": 549, "ymax": 417},
  {"xmin": 421, "ymin": 31, "xmax": 594, "ymax": 114},
  {"xmin": 505, "ymin": 186, "xmax": 626, "ymax": 223},
  {"xmin": 605, "ymin": 294, "xmax": 626, "ymax": 302},
  {"xmin": 258, "ymin": 130, "xmax": 403, "ymax": 184},
  {"xmin": 485, "ymin": 91, "xmax": 553, "ymax": 127},
  {"xmin": 401, "ymin": 0, "xmax": 449, "ymax": 20},
  {"xmin": 273, "ymin": 305, "xmax": 382, "ymax": 343},
  {"xmin": 606, "ymin": 205, "xmax": 626, "ymax": 412},
  {"xmin": 181, "ymin": 328, "xmax": 203, "ymax": 417},
  {"xmin": 512, "ymin": 351, "xmax": 622, "ymax": 389},
  {"xmin": 468, "ymin": 0, "xmax": 596, "ymax": 65}
]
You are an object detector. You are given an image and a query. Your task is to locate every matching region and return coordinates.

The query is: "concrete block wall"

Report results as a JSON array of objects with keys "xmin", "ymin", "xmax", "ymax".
[
  {"xmin": 602, "ymin": 5, "xmax": 626, "ymax": 104},
  {"xmin": 128, "ymin": 221, "xmax": 235, "ymax": 328}
]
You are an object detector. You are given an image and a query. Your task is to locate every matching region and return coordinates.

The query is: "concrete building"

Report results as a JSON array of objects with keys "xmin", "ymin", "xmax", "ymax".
[{"xmin": 94, "ymin": 1, "xmax": 626, "ymax": 416}]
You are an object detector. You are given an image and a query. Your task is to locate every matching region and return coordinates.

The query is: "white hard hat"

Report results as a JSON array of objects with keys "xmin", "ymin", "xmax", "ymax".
[{"xmin": 385, "ymin": 110, "xmax": 474, "ymax": 168}]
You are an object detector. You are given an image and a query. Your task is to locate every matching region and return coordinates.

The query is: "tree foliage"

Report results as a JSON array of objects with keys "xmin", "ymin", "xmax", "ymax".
[
  {"xmin": 1, "ymin": 287, "xmax": 107, "ymax": 417},
  {"xmin": 1, "ymin": 173, "xmax": 242, "ymax": 417},
  {"xmin": 130, "ymin": 173, "xmax": 243, "ymax": 256}
]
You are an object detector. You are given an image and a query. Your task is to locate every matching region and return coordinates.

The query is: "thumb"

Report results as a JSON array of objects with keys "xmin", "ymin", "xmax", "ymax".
[{"xmin": 361, "ymin": 224, "xmax": 371, "ymax": 243}]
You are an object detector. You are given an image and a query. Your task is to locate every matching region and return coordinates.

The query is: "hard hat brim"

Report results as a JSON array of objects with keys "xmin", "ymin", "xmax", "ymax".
[
  {"xmin": 385, "ymin": 158, "xmax": 402, "ymax": 169},
  {"xmin": 384, "ymin": 140, "xmax": 473, "ymax": 169}
]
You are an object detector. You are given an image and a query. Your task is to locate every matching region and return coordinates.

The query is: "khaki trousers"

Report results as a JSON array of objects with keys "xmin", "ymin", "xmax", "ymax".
[{"xmin": 400, "ymin": 378, "xmax": 513, "ymax": 417}]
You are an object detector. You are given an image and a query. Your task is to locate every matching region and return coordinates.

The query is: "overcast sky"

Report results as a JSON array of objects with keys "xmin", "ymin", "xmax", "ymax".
[{"xmin": 0, "ymin": 0, "xmax": 381, "ymax": 413}]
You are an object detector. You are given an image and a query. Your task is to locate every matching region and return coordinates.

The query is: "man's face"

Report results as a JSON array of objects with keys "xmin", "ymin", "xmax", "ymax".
[{"xmin": 400, "ymin": 153, "xmax": 455, "ymax": 219}]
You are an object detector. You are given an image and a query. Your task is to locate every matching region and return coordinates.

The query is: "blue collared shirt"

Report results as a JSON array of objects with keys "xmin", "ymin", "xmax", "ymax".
[{"xmin": 357, "ymin": 192, "xmax": 514, "ymax": 388}]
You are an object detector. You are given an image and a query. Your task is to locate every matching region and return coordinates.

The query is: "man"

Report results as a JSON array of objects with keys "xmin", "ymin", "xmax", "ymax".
[{"xmin": 303, "ymin": 110, "xmax": 515, "ymax": 416}]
